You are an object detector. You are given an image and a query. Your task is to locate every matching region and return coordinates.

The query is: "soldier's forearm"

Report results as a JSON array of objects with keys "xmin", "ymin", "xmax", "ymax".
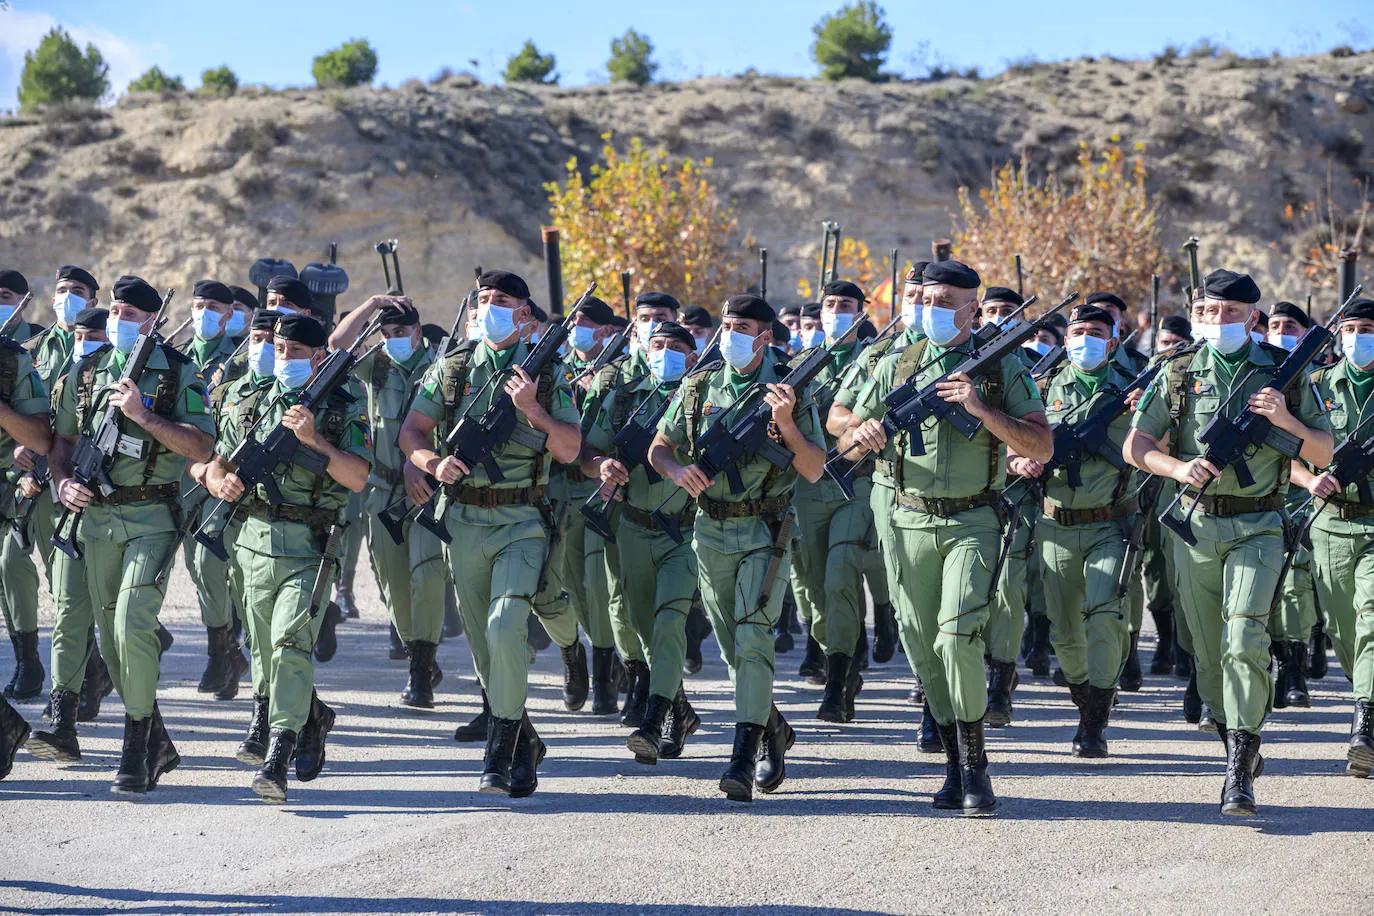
[
  {"xmin": 1296, "ymin": 428, "xmax": 1333, "ymax": 470},
  {"xmin": 542, "ymin": 419, "xmax": 582, "ymax": 465},
  {"xmin": 984, "ymin": 410, "xmax": 1051, "ymax": 464},
  {"xmin": 143, "ymin": 415, "xmax": 213, "ymax": 462},
  {"xmin": 0, "ymin": 405, "xmax": 53, "ymax": 456},
  {"xmin": 826, "ymin": 402, "xmax": 858, "ymax": 439},
  {"xmin": 325, "ymin": 449, "xmax": 371, "ymax": 493}
]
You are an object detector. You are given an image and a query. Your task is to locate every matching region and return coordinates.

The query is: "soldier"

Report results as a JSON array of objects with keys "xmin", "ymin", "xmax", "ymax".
[
  {"xmin": 650, "ymin": 293, "xmax": 826, "ymax": 802},
  {"xmin": 0, "ymin": 269, "xmax": 44, "ymax": 341},
  {"xmin": 679, "ymin": 305, "xmax": 714, "ymax": 354},
  {"xmin": 48, "ymin": 276, "xmax": 215, "ymax": 794},
  {"xmin": 1300, "ymin": 297, "xmax": 1374, "ymax": 776},
  {"xmin": 329, "ymin": 294, "xmax": 447, "ymax": 708},
  {"xmin": 400, "ymin": 269, "xmax": 582, "ymax": 797},
  {"xmin": 840, "ymin": 260, "xmax": 1051, "ymax": 815},
  {"xmin": 674, "ymin": 304, "xmax": 717, "ymax": 673},
  {"xmin": 226, "ymin": 286, "xmax": 256, "ymax": 345},
  {"xmin": 1126, "ymin": 268, "xmax": 1331, "ymax": 816},
  {"xmin": 205, "ymin": 313, "xmax": 371, "ymax": 803}
]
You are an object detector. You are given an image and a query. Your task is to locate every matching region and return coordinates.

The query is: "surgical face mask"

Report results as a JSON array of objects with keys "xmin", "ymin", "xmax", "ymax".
[
  {"xmin": 1345, "ymin": 333, "xmax": 1374, "ymax": 370},
  {"xmin": 192, "ymin": 308, "xmax": 224, "ymax": 339},
  {"xmin": 1199, "ymin": 321, "xmax": 1250, "ymax": 355},
  {"xmin": 71, "ymin": 339, "xmax": 104, "ymax": 364},
  {"xmin": 248, "ymin": 341, "xmax": 274, "ymax": 377},
  {"xmin": 384, "ymin": 335, "xmax": 416, "ymax": 363},
  {"xmin": 53, "ymin": 292, "xmax": 85, "ymax": 326},
  {"xmin": 921, "ymin": 305, "xmax": 964, "ymax": 347},
  {"xmin": 694, "ymin": 335, "xmax": 709, "ymax": 353},
  {"xmin": 479, "ymin": 304, "xmax": 517, "ymax": 343},
  {"xmin": 1112, "ymin": 319, "xmax": 1122, "ymax": 339},
  {"xmin": 1023, "ymin": 340, "xmax": 1052, "ymax": 358},
  {"xmin": 637, "ymin": 319, "xmax": 661, "ymax": 347},
  {"xmin": 1067, "ymin": 335, "xmax": 1109, "ymax": 372},
  {"xmin": 465, "ymin": 322, "xmax": 482, "ymax": 341},
  {"xmin": 224, "ymin": 310, "xmax": 248, "ymax": 338},
  {"xmin": 271, "ymin": 304, "xmax": 297, "ymax": 317},
  {"xmin": 787, "ymin": 331, "xmax": 803, "ymax": 353},
  {"xmin": 823, "ymin": 311, "xmax": 855, "ymax": 340},
  {"xmin": 799, "ymin": 327, "xmax": 825, "ymax": 350},
  {"xmin": 900, "ymin": 301, "xmax": 919, "ymax": 329},
  {"xmin": 648, "ymin": 347, "xmax": 686, "ymax": 382},
  {"xmin": 720, "ymin": 328, "xmax": 759, "ymax": 370},
  {"xmin": 569, "ymin": 324, "xmax": 598, "ymax": 353},
  {"xmin": 1267, "ymin": 331, "xmax": 1298, "ymax": 351},
  {"xmin": 110, "ymin": 316, "xmax": 145, "ymax": 353},
  {"xmin": 1250, "ymin": 329, "xmax": 1265, "ymax": 344},
  {"xmin": 530, "ymin": 330, "xmax": 542, "ymax": 345},
  {"xmin": 0, "ymin": 305, "xmax": 14, "ymax": 327},
  {"xmin": 275, "ymin": 357, "xmax": 314, "ymax": 390}
]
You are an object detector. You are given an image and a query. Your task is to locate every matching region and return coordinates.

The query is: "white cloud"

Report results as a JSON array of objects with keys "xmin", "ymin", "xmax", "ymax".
[{"xmin": 0, "ymin": 8, "xmax": 164, "ymax": 112}]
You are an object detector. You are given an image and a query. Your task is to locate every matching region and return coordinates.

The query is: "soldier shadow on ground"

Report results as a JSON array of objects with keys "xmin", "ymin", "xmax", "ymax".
[{"xmin": 0, "ymin": 882, "xmax": 894, "ymax": 916}]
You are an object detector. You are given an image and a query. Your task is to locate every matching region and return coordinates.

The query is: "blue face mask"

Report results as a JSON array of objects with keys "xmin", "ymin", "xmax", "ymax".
[
  {"xmin": 193, "ymin": 308, "xmax": 224, "ymax": 340},
  {"xmin": 54, "ymin": 292, "xmax": 86, "ymax": 326},
  {"xmin": 1267, "ymin": 332, "xmax": 1299, "ymax": 351},
  {"xmin": 110, "ymin": 316, "xmax": 145, "ymax": 353},
  {"xmin": 1199, "ymin": 321, "xmax": 1250, "ymax": 355},
  {"xmin": 71, "ymin": 338, "xmax": 105, "ymax": 364},
  {"xmin": 648, "ymin": 347, "xmax": 687, "ymax": 382},
  {"xmin": 921, "ymin": 305, "xmax": 963, "ymax": 346},
  {"xmin": 823, "ymin": 311, "xmax": 855, "ymax": 340},
  {"xmin": 0, "ymin": 305, "xmax": 14, "ymax": 327},
  {"xmin": 248, "ymin": 341, "xmax": 274, "ymax": 377},
  {"xmin": 480, "ymin": 304, "xmax": 517, "ymax": 343},
  {"xmin": 1067, "ymin": 335, "xmax": 1109, "ymax": 371},
  {"xmin": 637, "ymin": 319, "xmax": 661, "ymax": 347},
  {"xmin": 787, "ymin": 331, "xmax": 804, "ymax": 353},
  {"xmin": 275, "ymin": 357, "xmax": 314, "ymax": 390},
  {"xmin": 695, "ymin": 335, "xmax": 709, "ymax": 353},
  {"xmin": 224, "ymin": 310, "xmax": 247, "ymax": 338},
  {"xmin": 569, "ymin": 324, "xmax": 598, "ymax": 353},
  {"xmin": 721, "ymin": 329, "xmax": 759, "ymax": 370},
  {"xmin": 900, "ymin": 300, "xmax": 920, "ymax": 329},
  {"xmin": 1345, "ymin": 333, "xmax": 1374, "ymax": 371},
  {"xmin": 799, "ymin": 327, "xmax": 825, "ymax": 350},
  {"xmin": 383, "ymin": 335, "xmax": 415, "ymax": 363},
  {"xmin": 1023, "ymin": 340, "xmax": 1052, "ymax": 357}
]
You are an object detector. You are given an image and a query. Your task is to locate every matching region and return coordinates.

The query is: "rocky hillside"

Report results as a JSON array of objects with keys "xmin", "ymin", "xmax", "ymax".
[{"xmin": 2, "ymin": 49, "xmax": 1372, "ymax": 319}]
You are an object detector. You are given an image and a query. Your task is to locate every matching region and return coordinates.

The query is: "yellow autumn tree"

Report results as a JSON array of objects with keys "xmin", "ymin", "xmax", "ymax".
[
  {"xmin": 795, "ymin": 236, "xmax": 890, "ymax": 300},
  {"xmin": 545, "ymin": 134, "xmax": 746, "ymax": 313}
]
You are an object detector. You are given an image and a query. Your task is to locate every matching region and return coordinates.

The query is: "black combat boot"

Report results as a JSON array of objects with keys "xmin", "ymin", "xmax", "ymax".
[
  {"xmin": 560, "ymin": 642, "xmax": 589, "ymax": 711},
  {"xmin": 4, "ymin": 633, "xmax": 19, "ymax": 696},
  {"xmin": 799, "ymin": 630, "xmax": 825, "ymax": 684},
  {"xmin": 1, "ymin": 695, "xmax": 30, "ymax": 780},
  {"xmin": 772, "ymin": 595, "xmax": 796, "ymax": 654},
  {"xmin": 627, "ymin": 694, "xmax": 673, "ymax": 765},
  {"xmin": 312, "ymin": 602, "xmax": 342, "ymax": 663},
  {"xmin": 401, "ymin": 641, "xmax": 437, "ymax": 709},
  {"xmin": 479, "ymin": 715, "xmax": 523, "ymax": 795},
  {"xmin": 1220, "ymin": 729, "xmax": 1261, "ymax": 817},
  {"xmin": 1076, "ymin": 685, "xmax": 1113, "ymax": 759},
  {"xmin": 684, "ymin": 600, "xmax": 711, "ymax": 675},
  {"xmin": 756, "ymin": 704, "xmax": 795, "ymax": 794},
  {"xmin": 388, "ymin": 623, "xmax": 407, "ymax": 660},
  {"xmin": 1309, "ymin": 620, "xmax": 1329, "ymax": 679},
  {"xmin": 1285, "ymin": 640, "xmax": 1311, "ymax": 708},
  {"xmin": 620, "ymin": 660, "xmax": 650, "ymax": 727},
  {"xmin": 294, "ymin": 692, "xmax": 335, "ymax": 782},
  {"xmin": 236, "ymin": 694, "xmax": 269, "ymax": 765},
  {"xmin": 1271, "ymin": 641, "xmax": 1291, "ymax": 709},
  {"xmin": 454, "ymin": 690, "xmax": 492, "ymax": 742},
  {"xmin": 6, "ymin": 630, "xmax": 44, "ymax": 701},
  {"xmin": 1120, "ymin": 633, "xmax": 1142, "ymax": 692},
  {"xmin": 816, "ymin": 653, "xmax": 851, "ymax": 723},
  {"xmin": 985, "ymin": 660, "xmax": 1016, "ymax": 728},
  {"xmin": 335, "ymin": 580, "xmax": 359, "ymax": 619},
  {"xmin": 908, "ymin": 676, "xmax": 924, "ymax": 707},
  {"xmin": 844, "ymin": 646, "xmax": 864, "ymax": 721},
  {"xmin": 26, "ymin": 690, "xmax": 80, "ymax": 763},
  {"xmin": 1183, "ymin": 662, "xmax": 1202, "ymax": 724},
  {"xmin": 918, "ymin": 699, "xmax": 943, "ymax": 753},
  {"xmin": 718, "ymin": 723, "xmax": 765, "ymax": 802},
  {"xmin": 1068, "ymin": 682, "xmax": 1092, "ymax": 756},
  {"xmin": 932, "ymin": 722, "xmax": 963, "ymax": 810},
  {"xmin": 1173, "ymin": 641, "xmax": 1191, "ymax": 678},
  {"xmin": 252, "ymin": 728, "xmax": 297, "ymax": 804},
  {"xmin": 872, "ymin": 601, "xmax": 898, "ymax": 663},
  {"xmin": 509, "ymin": 712, "xmax": 546, "ymax": 799},
  {"xmin": 144, "ymin": 703, "xmax": 180, "ymax": 790},
  {"xmin": 111, "ymin": 714, "xmax": 152, "ymax": 794},
  {"xmin": 957, "ymin": 718, "xmax": 997, "ymax": 816},
  {"xmin": 217, "ymin": 632, "xmax": 249, "ymax": 702},
  {"xmin": 156, "ymin": 622, "xmax": 175, "ymax": 658},
  {"xmin": 1149, "ymin": 606, "xmax": 1176, "ymax": 675},
  {"xmin": 524, "ymin": 612, "xmax": 547, "ymax": 651},
  {"xmin": 659, "ymin": 686, "xmax": 700, "ymax": 760},
  {"xmin": 856, "ymin": 625, "xmax": 870, "ymax": 671},
  {"xmin": 198, "ymin": 625, "xmax": 234, "ymax": 694},
  {"xmin": 1199, "ymin": 703, "xmax": 1219, "ymax": 732},
  {"xmin": 590, "ymin": 647, "xmax": 619, "ymax": 716},
  {"xmin": 1349, "ymin": 701, "xmax": 1374, "ymax": 776},
  {"xmin": 1025, "ymin": 614, "xmax": 1052, "ymax": 677}
]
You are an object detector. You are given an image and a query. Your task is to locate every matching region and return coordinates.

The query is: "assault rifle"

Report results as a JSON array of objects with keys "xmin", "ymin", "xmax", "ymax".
[
  {"xmin": 0, "ymin": 292, "xmax": 33, "ymax": 339},
  {"xmin": 1046, "ymin": 361, "xmax": 1161, "ymax": 488},
  {"xmin": 7, "ymin": 456, "xmax": 48, "ymax": 550},
  {"xmin": 568, "ymin": 330, "xmax": 628, "ymax": 387}
]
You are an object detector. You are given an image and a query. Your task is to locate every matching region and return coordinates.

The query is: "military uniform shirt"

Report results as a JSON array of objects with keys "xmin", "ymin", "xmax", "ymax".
[
  {"xmin": 356, "ymin": 344, "xmax": 436, "ymax": 477},
  {"xmin": 27, "ymin": 325, "xmax": 75, "ymax": 395},
  {"xmin": 0, "ymin": 346, "xmax": 48, "ymax": 471},
  {"xmin": 584, "ymin": 373, "xmax": 681, "ymax": 512},
  {"xmin": 1041, "ymin": 361, "xmax": 1138, "ymax": 509}
]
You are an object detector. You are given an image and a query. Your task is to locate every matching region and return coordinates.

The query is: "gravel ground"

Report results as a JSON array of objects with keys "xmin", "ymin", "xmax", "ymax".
[{"xmin": 2, "ymin": 561, "xmax": 1372, "ymax": 916}]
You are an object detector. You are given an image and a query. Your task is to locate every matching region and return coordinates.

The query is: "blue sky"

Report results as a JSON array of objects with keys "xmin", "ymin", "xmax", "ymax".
[{"xmin": 1, "ymin": 0, "xmax": 1370, "ymax": 109}]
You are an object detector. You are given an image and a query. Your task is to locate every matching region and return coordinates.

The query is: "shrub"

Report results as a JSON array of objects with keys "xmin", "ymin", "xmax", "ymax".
[
  {"xmin": 503, "ymin": 40, "xmax": 558, "ymax": 85},
  {"xmin": 811, "ymin": 1, "xmax": 892, "ymax": 82},
  {"xmin": 312, "ymin": 39, "xmax": 377, "ymax": 88},
  {"xmin": 607, "ymin": 29, "xmax": 657, "ymax": 86},
  {"xmin": 17, "ymin": 27, "xmax": 110, "ymax": 111},
  {"xmin": 200, "ymin": 66, "xmax": 238, "ymax": 97},
  {"xmin": 127, "ymin": 66, "xmax": 184, "ymax": 94},
  {"xmin": 1279, "ymin": 166, "xmax": 1371, "ymax": 293}
]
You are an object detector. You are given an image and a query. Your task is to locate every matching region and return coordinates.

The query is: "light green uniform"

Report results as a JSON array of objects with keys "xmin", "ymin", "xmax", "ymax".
[
  {"xmin": 1131, "ymin": 340, "xmax": 1327, "ymax": 733},
  {"xmin": 356, "ymin": 346, "xmax": 447, "ymax": 644},
  {"xmin": 1035, "ymin": 360, "xmax": 1137, "ymax": 689},
  {"xmin": 52, "ymin": 344, "xmax": 214, "ymax": 719},
  {"xmin": 215, "ymin": 374, "xmax": 371, "ymax": 730},
  {"xmin": 411, "ymin": 339, "xmax": 581, "ymax": 721},
  {"xmin": 657, "ymin": 350, "xmax": 824, "ymax": 725},
  {"xmin": 1309, "ymin": 360, "xmax": 1374, "ymax": 700},
  {"xmin": 851, "ymin": 341, "xmax": 1044, "ymax": 726},
  {"xmin": 0, "ymin": 343, "xmax": 51, "ymax": 638},
  {"xmin": 1272, "ymin": 485, "xmax": 1319, "ymax": 641},
  {"xmin": 1113, "ymin": 345, "xmax": 1151, "ymax": 637}
]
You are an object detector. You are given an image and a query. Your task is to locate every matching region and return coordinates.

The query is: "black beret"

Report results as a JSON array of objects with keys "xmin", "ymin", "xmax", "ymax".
[
  {"xmin": 1343, "ymin": 298, "xmax": 1374, "ymax": 323},
  {"xmin": 74, "ymin": 307, "xmax": 107, "ymax": 331},
  {"xmin": 801, "ymin": 303, "xmax": 822, "ymax": 319},
  {"xmin": 56, "ymin": 265, "xmax": 98, "ymax": 292},
  {"xmin": 528, "ymin": 301, "xmax": 549, "ymax": 324},
  {"xmin": 679, "ymin": 305, "xmax": 713, "ymax": 328},
  {"xmin": 1159, "ymin": 314, "xmax": 1193, "ymax": 340},
  {"xmin": 780, "ymin": 304, "xmax": 802, "ymax": 318},
  {"xmin": 378, "ymin": 304, "xmax": 419, "ymax": 327},
  {"xmin": 111, "ymin": 275, "xmax": 161, "ymax": 312},
  {"xmin": 856, "ymin": 318, "xmax": 878, "ymax": 340},
  {"xmin": 477, "ymin": 269, "xmax": 530, "ymax": 301},
  {"xmin": 608, "ymin": 315, "xmax": 629, "ymax": 329},
  {"xmin": 1069, "ymin": 304, "xmax": 1115, "ymax": 328},
  {"xmin": 983, "ymin": 286, "xmax": 1023, "ymax": 307},
  {"xmin": 635, "ymin": 291, "xmax": 681, "ymax": 314},
  {"xmin": 771, "ymin": 320, "xmax": 792, "ymax": 342},
  {"xmin": 421, "ymin": 323, "xmax": 445, "ymax": 346},
  {"xmin": 250, "ymin": 310, "xmax": 279, "ymax": 332},
  {"xmin": 275, "ymin": 314, "xmax": 327, "ymax": 348},
  {"xmin": 1046, "ymin": 312, "xmax": 1069, "ymax": 331},
  {"xmin": 1203, "ymin": 269, "xmax": 1261, "ymax": 305},
  {"xmin": 1271, "ymin": 301, "xmax": 1313, "ymax": 329},
  {"xmin": 722, "ymin": 294, "xmax": 775, "ymax": 323},
  {"xmin": 650, "ymin": 320, "xmax": 697, "ymax": 351},
  {"xmin": 575, "ymin": 296, "xmax": 615, "ymax": 325},
  {"xmin": 822, "ymin": 280, "xmax": 867, "ymax": 303},
  {"xmin": 905, "ymin": 261, "xmax": 930, "ymax": 283},
  {"xmin": 922, "ymin": 259, "xmax": 980, "ymax": 289},
  {"xmin": 267, "ymin": 276, "xmax": 314, "ymax": 311},
  {"xmin": 1085, "ymin": 292, "xmax": 1127, "ymax": 313},
  {"xmin": 230, "ymin": 285, "xmax": 257, "ymax": 308},
  {"xmin": 1042, "ymin": 324, "xmax": 1065, "ymax": 346},
  {"xmin": 0, "ymin": 269, "xmax": 28, "ymax": 296},
  {"xmin": 192, "ymin": 280, "xmax": 234, "ymax": 305}
]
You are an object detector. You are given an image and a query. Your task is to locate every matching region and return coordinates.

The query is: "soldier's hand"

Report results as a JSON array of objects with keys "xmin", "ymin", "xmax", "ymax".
[
  {"xmin": 218, "ymin": 472, "xmax": 245, "ymax": 503},
  {"xmin": 764, "ymin": 383, "xmax": 797, "ymax": 428},
  {"xmin": 506, "ymin": 367, "xmax": 541, "ymax": 415},
  {"xmin": 937, "ymin": 371, "xmax": 985, "ymax": 413},
  {"xmin": 57, "ymin": 478, "xmax": 93, "ymax": 511},
  {"xmin": 1125, "ymin": 388, "xmax": 1144, "ymax": 410},
  {"xmin": 1010, "ymin": 456, "xmax": 1044, "ymax": 479},
  {"xmin": 1247, "ymin": 386, "xmax": 1294, "ymax": 427},
  {"xmin": 434, "ymin": 455, "xmax": 468, "ymax": 485},
  {"xmin": 403, "ymin": 461, "xmax": 435, "ymax": 504},
  {"xmin": 282, "ymin": 405, "xmax": 320, "ymax": 446},
  {"xmin": 18, "ymin": 474, "xmax": 41, "ymax": 499},
  {"xmin": 672, "ymin": 463, "xmax": 713, "ymax": 498},
  {"xmin": 852, "ymin": 418, "xmax": 888, "ymax": 454},
  {"xmin": 597, "ymin": 457, "xmax": 629, "ymax": 488},
  {"xmin": 110, "ymin": 378, "xmax": 152, "ymax": 426},
  {"xmin": 1307, "ymin": 471, "xmax": 1340, "ymax": 499},
  {"xmin": 1174, "ymin": 457, "xmax": 1220, "ymax": 488},
  {"xmin": 208, "ymin": 367, "xmax": 224, "ymax": 389},
  {"xmin": 12, "ymin": 446, "xmax": 34, "ymax": 472}
]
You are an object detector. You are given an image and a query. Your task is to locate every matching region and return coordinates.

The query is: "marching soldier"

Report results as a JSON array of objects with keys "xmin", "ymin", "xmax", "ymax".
[
  {"xmin": 1126, "ymin": 269, "xmax": 1331, "ymax": 816},
  {"xmin": 400, "ymin": 270, "xmax": 582, "ymax": 798},
  {"xmin": 840, "ymin": 260, "xmax": 1051, "ymax": 815},
  {"xmin": 205, "ymin": 313, "xmax": 371, "ymax": 803},
  {"xmin": 650, "ymin": 294, "xmax": 827, "ymax": 802}
]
